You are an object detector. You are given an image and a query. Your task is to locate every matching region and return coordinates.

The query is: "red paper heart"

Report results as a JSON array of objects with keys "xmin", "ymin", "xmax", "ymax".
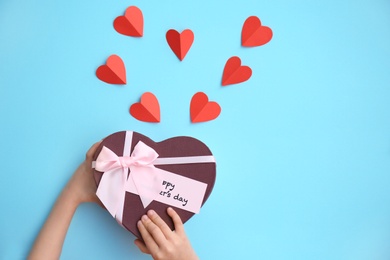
[
  {"xmin": 96, "ymin": 55, "xmax": 126, "ymax": 85},
  {"xmin": 166, "ymin": 29, "xmax": 194, "ymax": 61},
  {"xmin": 241, "ymin": 16, "xmax": 273, "ymax": 47},
  {"xmin": 114, "ymin": 6, "xmax": 143, "ymax": 37},
  {"xmin": 93, "ymin": 131, "xmax": 216, "ymax": 239},
  {"xmin": 190, "ymin": 92, "xmax": 221, "ymax": 123},
  {"xmin": 130, "ymin": 92, "xmax": 160, "ymax": 123},
  {"xmin": 222, "ymin": 56, "xmax": 252, "ymax": 86}
]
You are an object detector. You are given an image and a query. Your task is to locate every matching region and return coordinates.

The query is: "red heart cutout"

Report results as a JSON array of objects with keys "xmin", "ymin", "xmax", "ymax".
[
  {"xmin": 93, "ymin": 131, "xmax": 216, "ymax": 239},
  {"xmin": 96, "ymin": 55, "xmax": 126, "ymax": 85},
  {"xmin": 241, "ymin": 16, "xmax": 273, "ymax": 47},
  {"xmin": 190, "ymin": 92, "xmax": 221, "ymax": 123},
  {"xmin": 130, "ymin": 92, "xmax": 160, "ymax": 123},
  {"xmin": 222, "ymin": 56, "xmax": 252, "ymax": 86},
  {"xmin": 166, "ymin": 29, "xmax": 194, "ymax": 61},
  {"xmin": 113, "ymin": 6, "xmax": 143, "ymax": 37}
]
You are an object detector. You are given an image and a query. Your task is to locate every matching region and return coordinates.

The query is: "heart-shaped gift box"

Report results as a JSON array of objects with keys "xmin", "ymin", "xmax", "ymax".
[{"xmin": 92, "ymin": 131, "xmax": 216, "ymax": 238}]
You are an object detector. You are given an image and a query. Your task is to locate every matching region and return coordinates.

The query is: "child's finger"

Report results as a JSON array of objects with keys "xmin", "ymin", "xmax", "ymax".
[
  {"xmin": 167, "ymin": 207, "xmax": 185, "ymax": 235},
  {"xmin": 86, "ymin": 141, "xmax": 101, "ymax": 161},
  {"xmin": 137, "ymin": 220, "xmax": 159, "ymax": 254},
  {"xmin": 140, "ymin": 214, "xmax": 167, "ymax": 247},
  {"xmin": 147, "ymin": 210, "xmax": 173, "ymax": 239},
  {"xmin": 134, "ymin": 239, "xmax": 151, "ymax": 254}
]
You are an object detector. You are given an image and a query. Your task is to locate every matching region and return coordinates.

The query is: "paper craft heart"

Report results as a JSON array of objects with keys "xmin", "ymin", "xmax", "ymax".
[
  {"xmin": 93, "ymin": 130, "xmax": 216, "ymax": 239},
  {"xmin": 130, "ymin": 92, "xmax": 160, "ymax": 122},
  {"xmin": 241, "ymin": 16, "xmax": 273, "ymax": 47},
  {"xmin": 190, "ymin": 92, "xmax": 221, "ymax": 123},
  {"xmin": 222, "ymin": 56, "xmax": 252, "ymax": 86},
  {"xmin": 96, "ymin": 55, "xmax": 126, "ymax": 85},
  {"xmin": 166, "ymin": 29, "xmax": 194, "ymax": 61},
  {"xmin": 114, "ymin": 6, "xmax": 144, "ymax": 37}
]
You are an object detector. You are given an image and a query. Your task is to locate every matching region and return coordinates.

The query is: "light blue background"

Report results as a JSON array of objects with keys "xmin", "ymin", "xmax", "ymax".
[{"xmin": 1, "ymin": 0, "xmax": 390, "ymax": 259}]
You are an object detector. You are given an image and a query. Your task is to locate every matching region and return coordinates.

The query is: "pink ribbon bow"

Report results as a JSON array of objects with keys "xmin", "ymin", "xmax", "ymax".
[{"xmin": 95, "ymin": 141, "xmax": 161, "ymax": 223}]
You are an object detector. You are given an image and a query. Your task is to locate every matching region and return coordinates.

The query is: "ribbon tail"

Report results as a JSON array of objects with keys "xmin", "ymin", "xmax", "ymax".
[
  {"xmin": 96, "ymin": 168, "xmax": 125, "ymax": 218},
  {"xmin": 130, "ymin": 166, "xmax": 161, "ymax": 208}
]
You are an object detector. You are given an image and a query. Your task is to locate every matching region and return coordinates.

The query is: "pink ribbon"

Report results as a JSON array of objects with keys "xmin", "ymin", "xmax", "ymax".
[{"xmin": 95, "ymin": 141, "xmax": 162, "ymax": 223}]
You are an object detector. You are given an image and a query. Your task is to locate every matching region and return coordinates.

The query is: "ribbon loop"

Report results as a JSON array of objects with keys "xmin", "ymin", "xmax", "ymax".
[{"xmin": 129, "ymin": 141, "xmax": 159, "ymax": 166}]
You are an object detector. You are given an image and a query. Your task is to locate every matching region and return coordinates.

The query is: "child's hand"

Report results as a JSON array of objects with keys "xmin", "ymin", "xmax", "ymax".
[
  {"xmin": 64, "ymin": 141, "xmax": 102, "ymax": 206},
  {"xmin": 134, "ymin": 207, "xmax": 199, "ymax": 260}
]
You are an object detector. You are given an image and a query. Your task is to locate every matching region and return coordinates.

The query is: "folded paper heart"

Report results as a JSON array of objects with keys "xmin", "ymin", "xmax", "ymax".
[
  {"xmin": 241, "ymin": 16, "xmax": 273, "ymax": 47},
  {"xmin": 190, "ymin": 92, "xmax": 221, "ymax": 123},
  {"xmin": 222, "ymin": 56, "xmax": 252, "ymax": 86},
  {"xmin": 92, "ymin": 131, "xmax": 216, "ymax": 238},
  {"xmin": 114, "ymin": 6, "xmax": 144, "ymax": 37},
  {"xmin": 129, "ymin": 92, "xmax": 160, "ymax": 123},
  {"xmin": 166, "ymin": 29, "xmax": 194, "ymax": 61},
  {"xmin": 96, "ymin": 55, "xmax": 126, "ymax": 85}
]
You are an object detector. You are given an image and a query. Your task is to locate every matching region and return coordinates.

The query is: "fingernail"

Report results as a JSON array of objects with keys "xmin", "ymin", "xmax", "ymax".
[
  {"xmin": 141, "ymin": 215, "xmax": 148, "ymax": 221},
  {"xmin": 148, "ymin": 210, "xmax": 156, "ymax": 216}
]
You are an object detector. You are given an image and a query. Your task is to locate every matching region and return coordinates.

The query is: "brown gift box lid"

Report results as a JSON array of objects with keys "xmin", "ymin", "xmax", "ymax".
[{"xmin": 93, "ymin": 130, "xmax": 216, "ymax": 238}]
